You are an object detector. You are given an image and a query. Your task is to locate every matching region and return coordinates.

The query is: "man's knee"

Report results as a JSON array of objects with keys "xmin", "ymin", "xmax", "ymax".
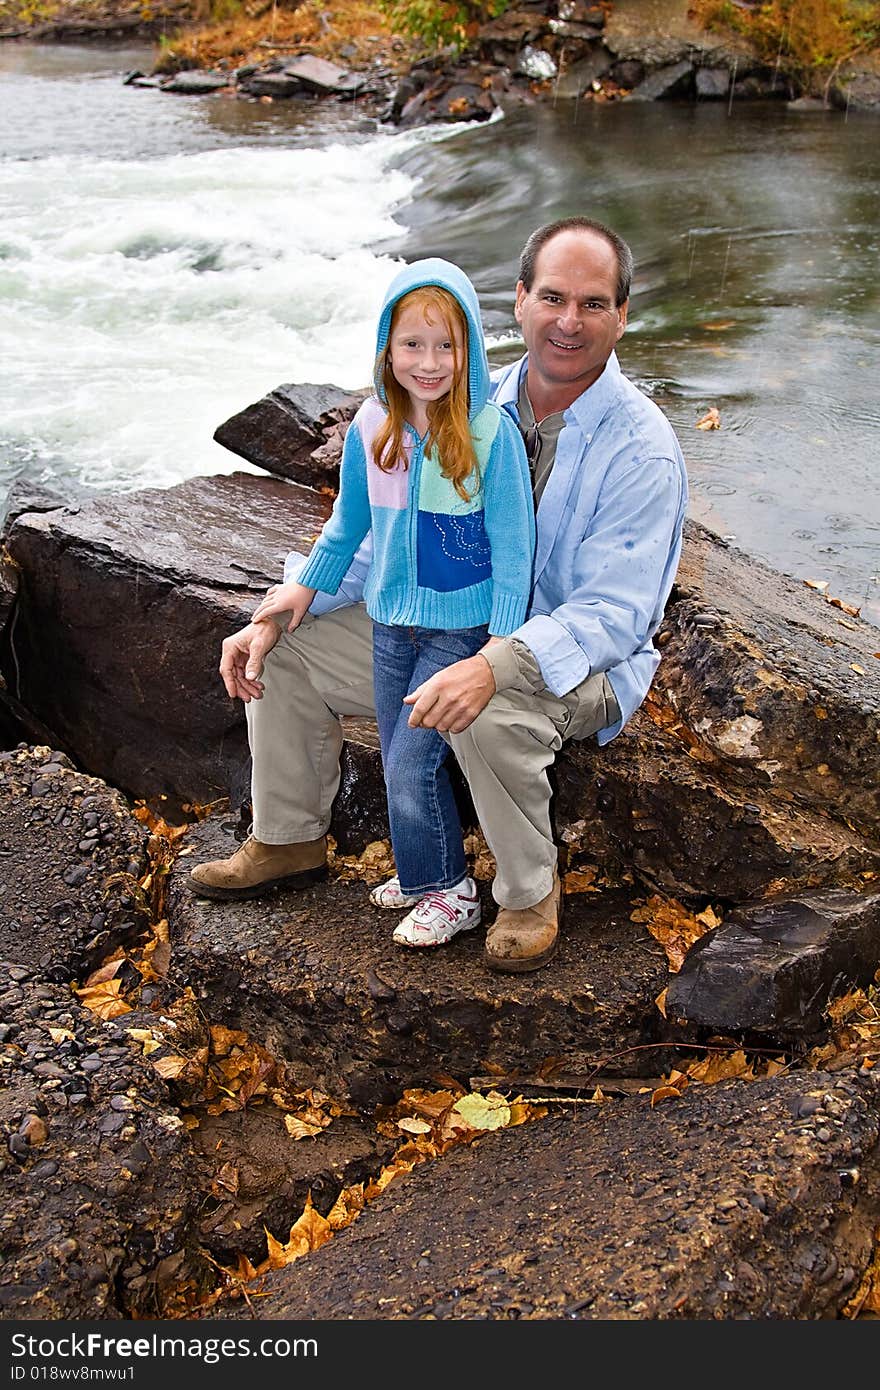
[{"xmin": 451, "ymin": 698, "xmax": 516, "ymax": 763}]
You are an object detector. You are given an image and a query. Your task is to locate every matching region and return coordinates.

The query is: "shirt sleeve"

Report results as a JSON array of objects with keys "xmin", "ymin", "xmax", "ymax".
[
  {"xmin": 295, "ymin": 413, "xmax": 373, "ymax": 596},
  {"xmin": 514, "ymin": 451, "xmax": 685, "ymax": 695}
]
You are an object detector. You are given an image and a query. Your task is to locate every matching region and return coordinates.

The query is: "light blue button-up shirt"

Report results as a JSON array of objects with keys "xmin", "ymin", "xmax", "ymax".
[
  {"xmin": 286, "ymin": 350, "xmax": 688, "ymax": 745},
  {"xmin": 491, "ymin": 351, "xmax": 688, "ymax": 743}
]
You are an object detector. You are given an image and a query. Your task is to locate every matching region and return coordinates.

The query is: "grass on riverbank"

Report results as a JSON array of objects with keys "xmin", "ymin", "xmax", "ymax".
[
  {"xmin": 153, "ymin": 0, "xmax": 412, "ymax": 74},
  {"xmin": 692, "ymin": 0, "xmax": 880, "ymax": 89}
]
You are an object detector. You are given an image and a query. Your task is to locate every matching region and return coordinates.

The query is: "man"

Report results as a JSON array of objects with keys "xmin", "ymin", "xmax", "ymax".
[{"xmin": 187, "ymin": 217, "xmax": 688, "ymax": 974}]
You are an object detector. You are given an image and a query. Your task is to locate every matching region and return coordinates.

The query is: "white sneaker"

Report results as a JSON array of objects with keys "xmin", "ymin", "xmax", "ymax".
[
  {"xmin": 369, "ymin": 876, "xmax": 423, "ymax": 910},
  {"xmin": 392, "ymin": 877, "xmax": 481, "ymax": 948}
]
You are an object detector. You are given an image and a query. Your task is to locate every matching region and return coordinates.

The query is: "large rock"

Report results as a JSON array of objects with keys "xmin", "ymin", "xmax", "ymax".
[
  {"xmin": 660, "ymin": 522, "xmax": 880, "ymax": 841},
  {"xmin": 213, "ymin": 382, "xmax": 367, "ymax": 489},
  {"xmin": 1, "ymin": 473, "xmax": 331, "ymax": 808},
  {"xmin": 170, "ymin": 816, "xmax": 673, "ymax": 1110},
  {"xmin": 666, "ymin": 889, "xmax": 880, "ymax": 1036},
  {"xmin": 556, "ymin": 709, "xmax": 878, "ymax": 902},
  {"xmin": 213, "ymin": 1066, "xmax": 880, "ymax": 1321},
  {"xmin": 3, "ymin": 457, "xmax": 878, "ymax": 903}
]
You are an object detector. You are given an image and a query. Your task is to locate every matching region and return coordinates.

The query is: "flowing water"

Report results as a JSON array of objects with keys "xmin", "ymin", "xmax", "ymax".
[{"xmin": 1, "ymin": 43, "xmax": 878, "ymax": 621}]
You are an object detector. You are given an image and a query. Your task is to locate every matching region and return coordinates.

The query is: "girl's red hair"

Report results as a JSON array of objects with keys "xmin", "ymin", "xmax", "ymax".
[{"xmin": 372, "ymin": 285, "xmax": 478, "ymax": 501}]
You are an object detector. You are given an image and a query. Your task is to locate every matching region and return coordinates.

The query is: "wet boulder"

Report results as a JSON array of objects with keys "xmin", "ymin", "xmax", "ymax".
[
  {"xmin": 555, "ymin": 521, "xmax": 880, "ymax": 902},
  {"xmin": 666, "ymin": 889, "xmax": 880, "ymax": 1037},
  {"xmin": 628, "ymin": 59, "xmax": 694, "ymax": 100},
  {"xmin": 169, "ymin": 814, "xmax": 672, "ymax": 1109},
  {"xmin": 214, "ymin": 1066, "xmax": 880, "ymax": 1321},
  {"xmin": 213, "ymin": 381, "xmax": 367, "ymax": 489},
  {"xmin": 0, "ymin": 474, "xmax": 332, "ymax": 808}
]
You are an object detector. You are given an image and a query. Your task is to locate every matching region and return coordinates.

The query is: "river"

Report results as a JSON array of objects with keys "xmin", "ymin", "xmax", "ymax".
[{"xmin": 1, "ymin": 42, "xmax": 878, "ymax": 623}]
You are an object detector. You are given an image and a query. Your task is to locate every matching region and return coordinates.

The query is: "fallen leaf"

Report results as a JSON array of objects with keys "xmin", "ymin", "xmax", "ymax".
[
  {"xmin": 827, "ymin": 597, "xmax": 860, "ymax": 617},
  {"xmin": 686, "ymin": 1049, "xmax": 752, "ymax": 1084},
  {"xmin": 655, "ymin": 987, "xmax": 668, "ymax": 1018},
  {"xmin": 451, "ymin": 1090, "xmax": 512, "ymax": 1131},
  {"xmin": 151, "ymin": 1053, "xmax": 190, "ymax": 1080},
  {"xmin": 210, "ymin": 1024, "xmax": 250, "ymax": 1055},
  {"xmin": 563, "ymin": 866, "xmax": 600, "ymax": 894},
  {"xmin": 74, "ymin": 977, "xmax": 132, "ymax": 1020},
  {"xmin": 284, "ymin": 1113, "xmax": 326, "ymax": 1140},
  {"xmin": 700, "ymin": 320, "xmax": 736, "ymax": 331},
  {"xmin": 851, "ymin": 664, "xmax": 867, "ymax": 676},
  {"xmin": 650, "ymin": 1084, "xmax": 682, "ymax": 1107},
  {"xmin": 695, "ymin": 406, "xmax": 721, "ymax": 430},
  {"xmin": 213, "ymin": 1161, "xmax": 239, "ymax": 1196},
  {"xmin": 81, "ymin": 955, "xmax": 125, "ymax": 988},
  {"xmin": 804, "ymin": 578, "xmax": 829, "ymax": 593},
  {"xmin": 326, "ymin": 1183, "xmax": 365, "ymax": 1230},
  {"xmin": 401, "ymin": 1088, "xmax": 459, "ymax": 1120},
  {"xmin": 396, "ymin": 1116, "xmax": 433, "ymax": 1135},
  {"xmin": 631, "ymin": 894, "xmax": 717, "ymax": 973},
  {"xmin": 48, "ymin": 1026, "xmax": 75, "ymax": 1044}
]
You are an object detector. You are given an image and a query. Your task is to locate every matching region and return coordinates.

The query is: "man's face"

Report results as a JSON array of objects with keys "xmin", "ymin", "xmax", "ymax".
[{"xmin": 514, "ymin": 229, "xmax": 628, "ymax": 403}]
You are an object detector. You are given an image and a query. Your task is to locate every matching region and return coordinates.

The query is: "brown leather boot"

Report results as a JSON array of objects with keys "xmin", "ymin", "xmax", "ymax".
[
  {"xmin": 483, "ymin": 872, "xmax": 561, "ymax": 973},
  {"xmin": 186, "ymin": 834, "xmax": 328, "ymax": 901}
]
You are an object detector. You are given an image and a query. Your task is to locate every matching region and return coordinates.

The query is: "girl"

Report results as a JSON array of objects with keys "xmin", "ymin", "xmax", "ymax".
[{"xmin": 251, "ymin": 258, "xmax": 535, "ymax": 948}]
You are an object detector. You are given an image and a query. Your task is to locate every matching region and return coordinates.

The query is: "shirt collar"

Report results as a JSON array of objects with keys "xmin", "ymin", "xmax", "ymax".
[{"xmin": 496, "ymin": 351, "xmax": 623, "ymax": 425}]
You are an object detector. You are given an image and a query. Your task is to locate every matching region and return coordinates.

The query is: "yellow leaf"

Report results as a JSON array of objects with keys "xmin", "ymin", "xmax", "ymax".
[
  {"xmin": 828, "ymin": 989, "xmax": 869, "ymax": 1024},
  {"xmin": 151, "ymin": 1053, "xmax": 189, "ymax": 1079},
  {"xmin": 827, "ymin": 597, "xmax": 860, "ymax": 617},
  {"xmin": 398, "ymin": 1088, "xmax": 459, "ymax": 1120},
  {"xmin": 655, "ymin": 987, "xmax": 668, "ymax": 1018},
  {"xmin": 74, "ymin": 977, "xmax": 132, "ymax": 1020},
  {"xmin": 283, "ymin": 1115, "xmax": 323, "ymax": 1140},
  {"xmin": 397, "ymin": 1116, "xmax": 433, "ymax": 1135},
  {"xmin": 326, "ymin": 1183, "xmax": 365, "ymax": 1230},
  {"xmin": 563, "ymin": 866, "xmax": 600, "ymax": 894},
  {"xmin": 364, "ymin": 1158, "xmax": 416, "ymax": 1199},
  {"xmin": 851, "ymin": 664, "xmax": 867, "ymax": 676},
  {"xmin": 210, "ymin": 1023, "xmax": 250, "ymax": 1055},
  {"xmin": 48, "ymin": 1026, "xmax": 75, "ymax": 1044},
  {"xmin": 695, "ymin": 406, "xmax": 721, "ymax": 430},
  {"xmin": 650, "ymin": 1084, "xmax": 682, "ymax": 1107},
  {"xmin": 687, "ymin": 1049, "xmax": 752, "ymax": 1084},
  {"xmin": 804, "ymin": 578, "xmax": 829, "ymax": 592},
  {"xmin": 451, "ymin": 1090, "xmax": 512, "ymax": 1131}
]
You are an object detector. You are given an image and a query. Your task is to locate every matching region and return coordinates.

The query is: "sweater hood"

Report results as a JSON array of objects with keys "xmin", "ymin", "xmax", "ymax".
[{"xmin": 373, "ymin": 258, "xmax": 490, "ymax": 420}]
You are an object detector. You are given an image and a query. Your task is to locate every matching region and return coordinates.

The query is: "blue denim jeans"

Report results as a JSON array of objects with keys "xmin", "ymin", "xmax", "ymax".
[{"xmin": 372, "ymin": 621, "xmax": 489, "ymax": 895}]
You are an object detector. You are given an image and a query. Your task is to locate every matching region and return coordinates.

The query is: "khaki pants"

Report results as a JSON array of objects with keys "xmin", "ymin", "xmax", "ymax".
[{"xmin": 248, "ymin": 603, "xmax": 618, "ymax": 909}]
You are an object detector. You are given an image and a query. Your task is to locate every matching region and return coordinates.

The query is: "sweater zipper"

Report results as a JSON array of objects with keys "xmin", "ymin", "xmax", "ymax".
[{"xmin": 407, "ymin": 427, "xmax": 424, "ymax": 623}]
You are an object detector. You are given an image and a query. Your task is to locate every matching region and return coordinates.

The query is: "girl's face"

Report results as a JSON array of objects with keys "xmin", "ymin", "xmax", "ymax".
[{"xmin": 388, "ymin": 302, "xmax": 464, "ymax": 415}]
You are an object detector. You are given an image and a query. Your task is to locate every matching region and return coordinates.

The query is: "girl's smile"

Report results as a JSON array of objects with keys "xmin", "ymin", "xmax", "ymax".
[{"xmin": 388, "ymin": 302, "xmax": 464, "ymax": 427}]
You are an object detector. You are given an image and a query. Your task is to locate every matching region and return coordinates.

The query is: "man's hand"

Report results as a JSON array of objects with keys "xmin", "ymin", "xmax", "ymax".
[
  {"xmin": 403, "ymin": 653, "xmax": 496, "ymax": 733},
  {"xmin": 219, "ymin": 620, "xmax": 282, "ymax": 703}
]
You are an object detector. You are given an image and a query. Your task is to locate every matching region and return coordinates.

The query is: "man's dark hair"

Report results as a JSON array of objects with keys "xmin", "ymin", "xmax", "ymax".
[{"xmin": 518, "ymin": 217, "xmax": 633, "ymax": 307}]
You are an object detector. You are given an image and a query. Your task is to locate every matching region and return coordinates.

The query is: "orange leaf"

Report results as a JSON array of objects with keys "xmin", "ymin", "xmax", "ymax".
[
  {"xmin": 695, "ymin": 406, "xmax": 721, "ymax": 430},
  {"xmin": 650, "ymin": 1084, "xmax": 682, "ymax": 1107},
  {"xmin": 74, "ymin": 977, "xmax": 132, "ymax": 1020}
]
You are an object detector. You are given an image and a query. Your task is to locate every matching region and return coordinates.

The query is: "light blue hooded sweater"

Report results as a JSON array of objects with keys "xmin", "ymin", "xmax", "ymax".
[{"xmin": 296, "ymin": 259, "xmax": 536, "ymax": 635}]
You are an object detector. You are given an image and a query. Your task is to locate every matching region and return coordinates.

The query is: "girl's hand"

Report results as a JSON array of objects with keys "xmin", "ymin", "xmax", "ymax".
[{"xmin": 251, "ymin": 581, "xmax": 317, "ymax": 633}]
